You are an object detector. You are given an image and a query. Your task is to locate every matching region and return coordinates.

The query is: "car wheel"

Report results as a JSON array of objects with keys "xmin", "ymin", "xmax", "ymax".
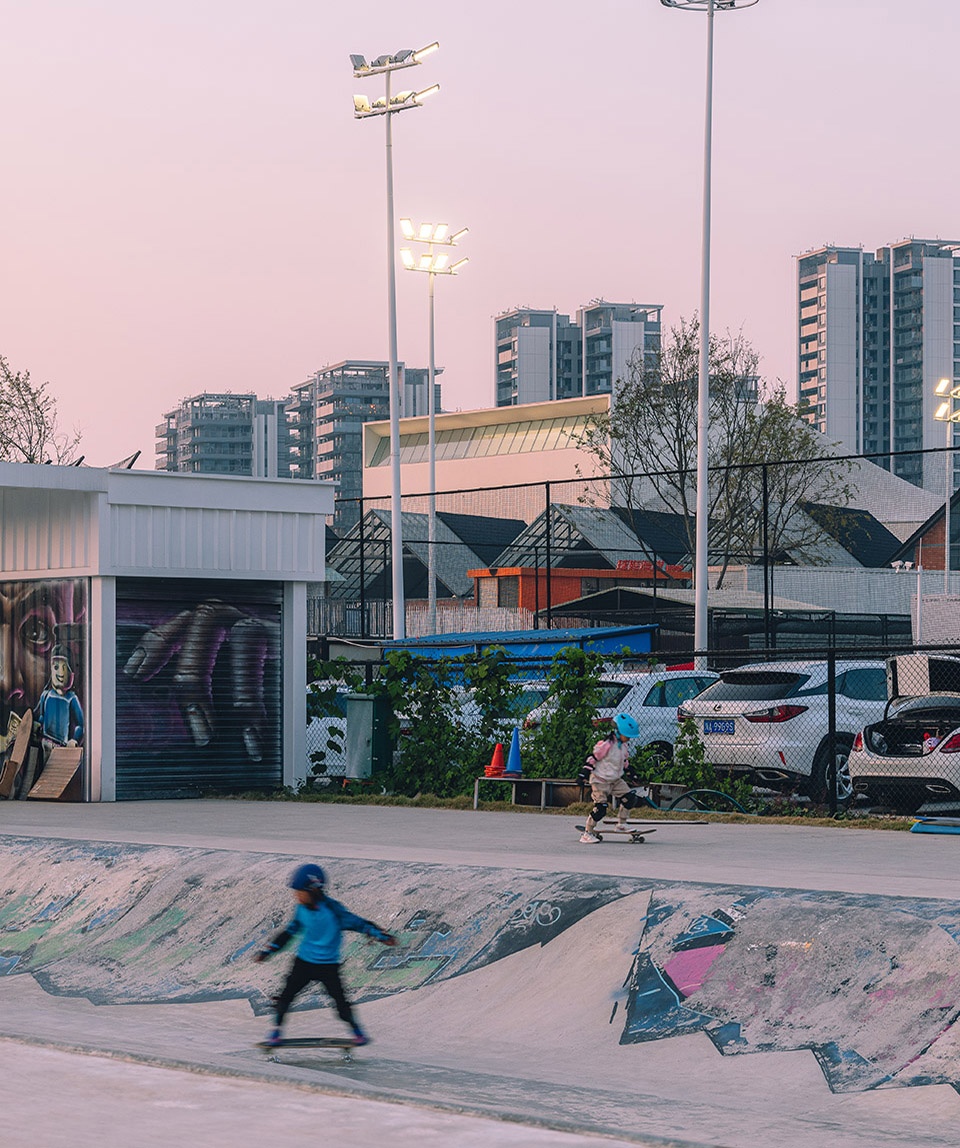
[
  {"xmin": 808, "ymin": 736, "xmax": 854, "ymax": 808},
  {"xmin": 644, "ymin": 742, "xmax": 672, "ymax": 769}
]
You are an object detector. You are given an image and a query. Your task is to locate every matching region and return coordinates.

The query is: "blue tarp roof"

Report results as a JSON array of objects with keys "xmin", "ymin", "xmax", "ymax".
[{"xmin": 385, "ymin": 624, "xmax": 657, "ymax": 659}]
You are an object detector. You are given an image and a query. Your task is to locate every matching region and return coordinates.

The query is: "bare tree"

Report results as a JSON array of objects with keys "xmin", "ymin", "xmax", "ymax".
[
  {"xmin": 575, "ymin": 317, "xmax": 854, "ymax": 585},
  {"xmin": 0, "ymin": 356, "xmax": 81, "ymax": 464}
]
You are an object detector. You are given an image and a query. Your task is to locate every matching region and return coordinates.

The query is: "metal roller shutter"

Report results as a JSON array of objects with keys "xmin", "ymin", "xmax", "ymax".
[{"xmin": 115, "ymin": 578, "xmax": 283, "ymax": 799}]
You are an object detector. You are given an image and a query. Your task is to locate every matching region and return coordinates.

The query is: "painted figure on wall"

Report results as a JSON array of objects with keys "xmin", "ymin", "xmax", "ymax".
[
  {"xmin": 36, "ymin": 645, "xmax": 84, "ymax": 752},
  {"xmin": 115, "ymin": 585, "xmax": 281, "ymax": 797},
  {"xmin": 0, "ymin": 579, "xmax": 87, "ymax": 798}
]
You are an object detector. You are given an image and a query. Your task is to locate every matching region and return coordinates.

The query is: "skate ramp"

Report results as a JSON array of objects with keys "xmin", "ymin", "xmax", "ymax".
[{"xmin": 2, "ymin": 833, "xmax": 960, "ymax": 1106}]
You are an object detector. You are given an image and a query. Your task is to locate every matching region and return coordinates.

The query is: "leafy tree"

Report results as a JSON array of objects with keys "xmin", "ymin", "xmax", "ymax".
[
  {"xmin": 0, "ymin": 355, "xmax": 81, "ymax": 464},
  {"xmin": 575, "ymin": 317, "xmax": 855, "ymax": 586},
  {"xmin": 522, "ymin": 647, "xmax": 607, "ymax": 778}
]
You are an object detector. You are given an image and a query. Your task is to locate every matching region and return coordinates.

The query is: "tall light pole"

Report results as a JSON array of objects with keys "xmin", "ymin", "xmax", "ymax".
[
  {"xmin": 400, "ymin": 220, "xmax": 469, "ymax": 634},
  {"xmin": 352, "ymin": 43, "xmax": 440, "ymax": 640},
  {"xmin": 659, "ymin": 0, "xmax": 758, "ymax": 665},
  {"xmin": 934, "ymin": 376, "xmax": 960, "ymax": 594}
]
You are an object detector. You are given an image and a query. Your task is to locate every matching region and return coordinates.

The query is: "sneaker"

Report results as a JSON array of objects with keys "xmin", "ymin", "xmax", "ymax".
[
  {"xmin": 352, "ymin": 1028, "xmax": 371, "ymax": 1046},
  {"xmin": 579, "ymin": 831, "xmax": 601, "ymax": 844},
  {"xmin": 265, "ymin": 1028, "xmax": 283, "ymax": 1047}
]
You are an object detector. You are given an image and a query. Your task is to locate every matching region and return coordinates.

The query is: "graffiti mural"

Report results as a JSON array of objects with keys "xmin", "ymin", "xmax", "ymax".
[
  {"xmin": 115, "ymin": 581, "xmax": 281, "ymax": 798},
  {"xmin": 622, "ymin": 885, "xmax": 960, "ymax": 1093},
  {"xmin": 0, "ymin": 578, "xmax": 87, "ymax": 799}
]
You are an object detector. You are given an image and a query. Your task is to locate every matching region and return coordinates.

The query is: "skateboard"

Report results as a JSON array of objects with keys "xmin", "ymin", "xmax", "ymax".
[
  {"xmin": 255, "ymin": 1036, "xmax": 361, "ymax": 1063},
  {"xmin": 576, "ymin": 823, "xmax": 654, "ymax": 843}
]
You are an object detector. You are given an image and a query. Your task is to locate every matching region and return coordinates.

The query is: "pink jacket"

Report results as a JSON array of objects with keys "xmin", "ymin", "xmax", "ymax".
[{"xmin": 586, "ymin": 735, "xmax": 630, "ymax": 783}]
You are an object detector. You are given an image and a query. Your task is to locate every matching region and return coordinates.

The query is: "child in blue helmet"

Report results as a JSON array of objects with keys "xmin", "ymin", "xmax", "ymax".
[
  {"xmin": 254, "ymin": 863, "xmax": 396, "ymax": 1047},
  {"xmin": 577, "ymin": 712, "xmax": 642, "ymax": 843}
]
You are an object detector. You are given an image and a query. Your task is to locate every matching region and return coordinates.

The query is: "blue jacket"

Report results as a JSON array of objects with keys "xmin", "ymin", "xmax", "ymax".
[{"xmin": 275, "ymin": 896, "xmax": 388, "ymax": 964}]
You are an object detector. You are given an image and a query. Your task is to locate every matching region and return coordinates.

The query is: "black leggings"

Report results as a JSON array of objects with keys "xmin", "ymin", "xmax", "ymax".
[{"xmin": 274, "ymin": 957, "xmax": 355, "ymax": 1028}]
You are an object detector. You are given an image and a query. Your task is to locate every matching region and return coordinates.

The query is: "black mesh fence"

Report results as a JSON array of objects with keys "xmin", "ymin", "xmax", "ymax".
[
  {"xmin": 317, "ymin": 443, "xmax": 956, "ymax": 651},
  {"xmin": 306, "ymin": 644, "xmax": 960, "ymax": 820}
]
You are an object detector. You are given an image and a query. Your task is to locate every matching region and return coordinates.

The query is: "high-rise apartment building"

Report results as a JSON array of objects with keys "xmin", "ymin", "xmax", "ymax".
[
  {"xmin": 287, "ymin": 360, "xmax": 439, "ymax": 527},
  {"xmin": 155, "ymin": 393, "xmax": 292, "ymax": 477},
  {"xmin": 797, "ymin": 239, "xmax": 960, "ymax": 491},
  {"xmin": 495, "ymin": 301, "xmax": 662, "ymax": 407}
]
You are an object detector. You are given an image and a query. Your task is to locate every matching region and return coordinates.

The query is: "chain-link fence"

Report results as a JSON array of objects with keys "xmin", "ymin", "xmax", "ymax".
[
  {"xmin": 304, "ymin": 643, "xmax": 960, "ymax": 820},
  {"xmin": 316, "ymin": 444, "xmax": 958, "ymax": 652}
]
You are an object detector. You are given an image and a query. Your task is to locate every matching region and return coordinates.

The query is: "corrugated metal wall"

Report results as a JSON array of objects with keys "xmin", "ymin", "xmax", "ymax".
[{"xmin": 114, "ymin": 578, "xmax": 283, "ymax": 799}]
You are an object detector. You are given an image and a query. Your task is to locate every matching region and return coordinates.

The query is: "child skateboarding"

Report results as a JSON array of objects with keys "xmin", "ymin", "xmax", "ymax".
[
  {"xmin": 254, "ymin": 863, "xmax": 396, "ymax": 1047},
  {"xmin": 577, "ymin": 712, "xmax": 643, "ymax": 843}
]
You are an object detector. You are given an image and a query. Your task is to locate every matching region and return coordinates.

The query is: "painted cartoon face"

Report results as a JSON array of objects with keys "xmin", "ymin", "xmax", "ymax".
[
  {"xmin": 0, "ymin": 580, "xmax": 83, "ymax": 714},
  {"xmin": 51, "ymin": 656, "xmax": 73, "ymax": 691}
]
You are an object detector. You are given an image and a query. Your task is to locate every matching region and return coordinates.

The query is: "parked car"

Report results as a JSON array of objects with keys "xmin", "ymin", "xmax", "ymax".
[
  {"xmin": 523, "ymin": 669, "xmax": 718, "ymax": 763},
  {"xmin": 678, "ymin": 660, "xmax": 888, "ymax": 802},
  {"xmin": 849, "ymin": 654, "xmax": 960, "ymax": 813}
]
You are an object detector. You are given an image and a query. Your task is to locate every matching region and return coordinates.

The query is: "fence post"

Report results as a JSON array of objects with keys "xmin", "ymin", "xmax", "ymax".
[
  {"xmin": 826, "ymin": 647, "xmax": 837, "ymax": 816},
  {"xmin": 761, "ymin": 463, "xmax": 771, "ymax": 652},
  {"xmin": 544, "ymin": 482, "xmax": 552, "ymax": 630},
  {"xmin": 359, "ymin": 503, "xmax": 366, "ymax": 639},
  {"xmin": 533, "ymin": 540, "xmax": 540, "ymax": 630}
]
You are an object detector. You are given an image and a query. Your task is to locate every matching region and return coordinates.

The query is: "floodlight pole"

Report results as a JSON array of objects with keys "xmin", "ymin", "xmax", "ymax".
[
  {"xmin": 383, "ymin": 67, "xmax": 405, "ymax": 639},
  {"xmin": 427, "ymin": 266, "xmax": 437, "ymax": 632},
  {"xmin": 352, "ymin": 44, "xmax": 439, "ymax": 640},
  {"xmin": 659, "ymin": 0, "xmax": 758, "ymax": 668},
  {"xmin": 694, "ymin": 0, "xmax": 715, "ymax": 670},
  {"xmin": 399, "ymin": 221, "xmax": 468, "ymax": 635}
]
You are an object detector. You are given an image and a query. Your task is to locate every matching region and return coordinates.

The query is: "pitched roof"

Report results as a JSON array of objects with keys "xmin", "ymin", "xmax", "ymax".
[{"xmin": 800, "ymin": 503, "xmax": 901, "ymax": 568}]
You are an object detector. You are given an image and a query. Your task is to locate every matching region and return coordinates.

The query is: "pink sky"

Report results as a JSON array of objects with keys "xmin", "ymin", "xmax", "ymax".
[{"xmin": 1, "ymin": 0, "xmax": 956, "ymax": 467}]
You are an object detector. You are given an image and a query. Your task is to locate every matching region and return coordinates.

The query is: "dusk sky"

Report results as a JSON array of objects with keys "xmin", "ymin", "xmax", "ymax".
[{"xmin": 2, "ymin": 1, "xmax": 957, "ymax": 467}]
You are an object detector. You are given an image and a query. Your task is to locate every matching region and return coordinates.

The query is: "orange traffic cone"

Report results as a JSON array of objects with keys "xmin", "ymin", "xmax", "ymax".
[{"xmin": 486, "ymin": 743, "xmax": 505, "ymax": 776}]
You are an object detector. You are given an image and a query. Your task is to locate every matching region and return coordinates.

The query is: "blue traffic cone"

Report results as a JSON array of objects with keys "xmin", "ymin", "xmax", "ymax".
[{"xmin": 504, "ymin": 727, "xmax": 522, "ymax": 776}]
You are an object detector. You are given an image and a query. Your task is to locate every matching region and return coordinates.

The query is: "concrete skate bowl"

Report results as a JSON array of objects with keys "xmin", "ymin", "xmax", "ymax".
[{"xmin": 2, "ymin": 833, "xmax": 960, "ymax": 1101}]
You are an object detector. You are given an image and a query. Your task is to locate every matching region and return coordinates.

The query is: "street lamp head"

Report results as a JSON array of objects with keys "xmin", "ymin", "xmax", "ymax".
[
  {"xmin": 660, "ymin": 0, "xmax": 759, "ymax": 9},
  {"xmin": 936, "ymin": 402, "xmax": 951, "ymax": 422},
  {"xmin": 353, "ymin": 94, "xmax": 373, "ymax": 115},
  {"xmin": 936, "ymin": 378, "xmax": 952, "ymax": 395},
  {"xmin": 449, "ymin": 257, "xmax": 469, "ymax": 274},
  {"xmin": 413, "ymin": 83, "xmax": 440, "ymax": 104},
  {"xmin": 449, "ymin": 227, "xmax": 469, "ymax": 244},
  {"xmin": 400, "ymin": 218, "xmax": 416, "ymax": 240},
  {"xmin": 351, "ymin": 42, "xmax": 439, "ymax": 78},
  {"xmin": 400, "ymin": 248, "xmax": 416, "ymax": 269},
  {"xmin": 413, "ymin": 41, "xmax": 440, "ymax": 61}
]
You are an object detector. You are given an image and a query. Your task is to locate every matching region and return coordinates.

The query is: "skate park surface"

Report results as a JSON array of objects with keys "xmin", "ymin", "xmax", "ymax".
[{"xmin": 2, "ymin": 800, "xmax": 960, "ymax": 1148}]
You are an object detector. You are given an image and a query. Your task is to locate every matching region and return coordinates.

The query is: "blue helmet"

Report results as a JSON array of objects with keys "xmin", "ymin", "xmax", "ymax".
[
  {"xmin": 614, "ymin": 712, "xmax": 639, "ymax": 739},
  {"xmin": 289, "ymin": 863, "xmax": 326, "ymax": 894}
]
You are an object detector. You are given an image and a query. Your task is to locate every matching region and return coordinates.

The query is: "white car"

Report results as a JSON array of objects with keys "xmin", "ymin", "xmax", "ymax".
[
  {"xmin": 523, "ymin": 669, "xmax": 718, "ymax": 762},
  {"xmin": 678, "ymin": 660, "xmax": 888, "ymax": 802},
  {"xmin": 850, "ymin": 654, "xmax": 960, "ymax": 814}
]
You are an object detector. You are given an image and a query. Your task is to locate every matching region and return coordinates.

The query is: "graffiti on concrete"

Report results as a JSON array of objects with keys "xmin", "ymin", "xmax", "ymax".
[
  {"xmin": 0, "ymin": 837, "xmax": 629, "ymax": 1015},
  {"xmin": 3, "ymin": 834, "xmax": 960, "ymax": 1096},
  {"xmin": 622, "ymin": 885, "xmax": 960, "ymax": 1094}
]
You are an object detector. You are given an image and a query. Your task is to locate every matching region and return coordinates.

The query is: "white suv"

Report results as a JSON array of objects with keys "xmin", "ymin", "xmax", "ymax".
[
  {"xmin": 678, "ymin": 660, "xmax": 887, "ymax": 802},
  {"xmin": 523, "ymin": 669, "xmax": 717, "ymax": 762}
]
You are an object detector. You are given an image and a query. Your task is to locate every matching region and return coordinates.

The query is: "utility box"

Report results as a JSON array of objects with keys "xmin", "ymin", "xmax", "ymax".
[{"xmin": 344, "ymin": 694, "xmax": 392, "ymax": 779}]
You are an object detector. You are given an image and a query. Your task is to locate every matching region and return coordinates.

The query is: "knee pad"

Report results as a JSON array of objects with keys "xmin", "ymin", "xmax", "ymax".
[
  {"xmin": 621, "ymin": 790, "xmax": 641, "ymax": 810},
  {"xmin": 591, "ymin": 801, "xmax": 608, "ymax": 823}
]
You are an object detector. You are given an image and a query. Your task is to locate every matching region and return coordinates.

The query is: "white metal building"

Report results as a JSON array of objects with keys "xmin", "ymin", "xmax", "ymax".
[{"xmin": 0, "ymin": 462, "xmax": 334, "ymax": 802}]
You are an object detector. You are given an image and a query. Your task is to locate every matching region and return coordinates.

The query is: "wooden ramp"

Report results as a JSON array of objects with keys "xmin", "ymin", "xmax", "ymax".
[{"xmin": 28, "ymin": 746, "xmax": 83, "ymax": 801}]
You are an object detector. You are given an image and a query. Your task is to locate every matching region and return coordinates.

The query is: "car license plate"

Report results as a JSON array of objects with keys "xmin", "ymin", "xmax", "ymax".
[{"xmin": 704, "ymin": 719, "xmax": 735, "ymax": 735}]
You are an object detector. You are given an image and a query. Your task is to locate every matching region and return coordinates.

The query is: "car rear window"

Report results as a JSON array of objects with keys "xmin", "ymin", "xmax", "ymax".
[
  {"xmin": 700, "ymin": 672, "xmax": 809, "ymax": 702},
  {"xmin": 597, "ymin": 682, "xmax": 631, "ymax": 707}
]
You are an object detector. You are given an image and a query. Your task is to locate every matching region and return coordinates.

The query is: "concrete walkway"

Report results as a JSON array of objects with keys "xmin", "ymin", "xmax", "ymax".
[{"xmin": 2, "ymin": 800, "xmax": 960, "ymax": 1147}]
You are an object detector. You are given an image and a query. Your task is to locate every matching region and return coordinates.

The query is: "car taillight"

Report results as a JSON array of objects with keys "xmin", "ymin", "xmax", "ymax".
[
  {"xmin": 677, "ymin": 706, "xmax": 691, "ymax": 721},
  {"xmin": 522, "ymin": 718, "xmax": 539, "ymax": 730},
  {"xmin": 744, "ymin": 704, "xmax": 809, "ymax": 723},
  {"xmin": 938, "ymin": 733, "xmax": 960, "ymax": 753},
  {"xmin": 852, "ymin": 732, "xmax": 863, "ymax": 752}
]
